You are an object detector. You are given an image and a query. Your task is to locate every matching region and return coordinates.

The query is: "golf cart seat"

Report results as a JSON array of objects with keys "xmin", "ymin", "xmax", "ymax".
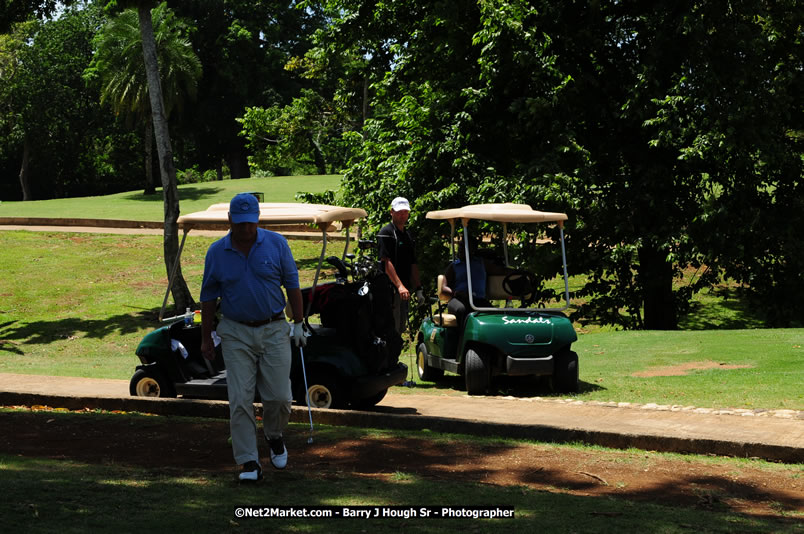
[
  {"xmin": 433, "ymin": 274, "xmax": 458, "ymax": 327},
  {"xmin": 486, "ymin": 272, "xmax": 533, "ymax": 302},
  {"xmin": 486, "ymin": 275, "xmax": 508, "ymax": 300}
]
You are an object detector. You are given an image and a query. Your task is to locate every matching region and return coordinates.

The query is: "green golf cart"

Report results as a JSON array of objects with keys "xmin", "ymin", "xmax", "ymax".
[
  {"xmin": 131, "ymin": 201, "xmax": 407, "ymax": 409},
  {"xmin": 416, "ymin": 203, "xmax": 578, "ymax": 395}
]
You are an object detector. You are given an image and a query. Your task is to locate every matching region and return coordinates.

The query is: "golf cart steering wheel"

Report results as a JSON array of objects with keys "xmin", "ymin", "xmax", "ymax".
[{"xmin": 502, "ymin": 270, "xmax": 540, "ymax": 306}]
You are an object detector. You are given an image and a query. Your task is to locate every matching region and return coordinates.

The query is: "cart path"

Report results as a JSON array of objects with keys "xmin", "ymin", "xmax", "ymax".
[{"xmin": 0, "ymin": 373, "xmax": 801, "ymax": 463}]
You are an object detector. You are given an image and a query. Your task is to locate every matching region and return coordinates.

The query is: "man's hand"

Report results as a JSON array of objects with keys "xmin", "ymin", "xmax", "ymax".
[
  {"xmin": 201, "ymin": 338, "xmax": 216, "ymax": 361},
  {"xmin": 398, "ymin": 284, "xmax": 410, "ymax": 301},
  {"xmin": 291, "ymin": 322, "xmax": 307, "ymax": 347}
]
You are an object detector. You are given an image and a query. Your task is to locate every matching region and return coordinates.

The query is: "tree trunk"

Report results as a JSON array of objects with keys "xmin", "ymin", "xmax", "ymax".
[
  {"xmin": 225, "ymin": 138, "xmax": 250, "ymax": 179},
  {"xmin": 18, "ymin": 138, "xmax": 31, "ymax": 201},
  {"xmin": 308, "ymin": 133, "xmax": 327, "ymax": 175},
  {"xmin": 639, "ymin": 244, "xmax": 677, "ymax": 330},
  {"xmin": 143, "ymin": 117, "xmax": 156, "ymax": 195},
  {"xmin": 138, "ymin": 6, "xmax": 194, "ymax": 312}
]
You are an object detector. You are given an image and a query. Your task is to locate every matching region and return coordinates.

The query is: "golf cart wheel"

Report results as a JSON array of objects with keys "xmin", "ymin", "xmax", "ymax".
[
  {"xmin": 416, "ymin": 343, "xmax": 444, "ymax": 382},
  {"xmin": 129, "ymin": 368, "xmax": 175, "ymax": 398},
  {"xmin": 305, "ymin": 373, "xmax": 344, "ymax": 409},
  {"xmin": 351, "ymin": 388, "xmax": 387, "ymax": 410},
  {"xmin": 464, "ymin": 349, "xmax": 490, "ymax": 395},
  {"xmin": 552, "ymin": 349, "xmax": 579, "ymax": 393}
]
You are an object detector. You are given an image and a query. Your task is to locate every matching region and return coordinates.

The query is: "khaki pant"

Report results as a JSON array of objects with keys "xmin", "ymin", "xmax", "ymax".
[{"xmin": 217, "ymin": 316, "xmax": 292, "ymax": 465}]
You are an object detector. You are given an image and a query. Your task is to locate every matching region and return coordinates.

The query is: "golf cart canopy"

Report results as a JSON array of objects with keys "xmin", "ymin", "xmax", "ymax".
[
  {"xmin": 162, "ymin": 202, "xmax": 367, "ymax": 322},
  {"xmin": 426, "ymin": 202, "xmax": 571, "ymax": 313},
  {"xmin": 178, "ymin": 202, "xmax": 367, "ymax": 229},
  {"xmin": 426, "ymin": 203, "xmax": 567, "ymax": 225}
]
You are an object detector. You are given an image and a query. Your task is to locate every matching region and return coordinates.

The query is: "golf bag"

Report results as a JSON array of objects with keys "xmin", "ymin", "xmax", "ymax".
[{"xmin": 311, "ymin": 272, "xmax": 401, "ymax": 373}]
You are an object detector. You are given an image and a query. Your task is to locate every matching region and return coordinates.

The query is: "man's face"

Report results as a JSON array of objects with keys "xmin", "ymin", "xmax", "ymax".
[
  {"xmin": 391, "ymin": 209, "xmax": 410, "ymax": 228},
  {"xmin": 230, "ymin": 219, "xmax": 258, "ymax": 242}
]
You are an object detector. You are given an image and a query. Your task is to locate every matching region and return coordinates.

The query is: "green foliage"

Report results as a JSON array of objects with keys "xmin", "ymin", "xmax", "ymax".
[
  {"xmin": 295, "ymin": 188, "xmax": 337, "ymax": 205},
  {"xmin": 312, "ymin": 0, "xmax": 804, "ymax": 329},
  {"xmin": 238, "ymin": 89, "xmax": 351, "ymax": 176},
  {"xmin": 0, "ymin": 0, "xmax": 63, "ymax": 31},
  {"xmin": 83, "ymin": 2, "xmax": 202, "ymax": 196},
  {"xmin": 0, "ymin": 4, "xmax": 144, "ymax": 199},
  {"xmin": 170, "ymin": 1, "xmax": 326, "ymax": 178},
  {"xmin": 86, "ymin": 3, "xmax": 201, "ymax": 126}
]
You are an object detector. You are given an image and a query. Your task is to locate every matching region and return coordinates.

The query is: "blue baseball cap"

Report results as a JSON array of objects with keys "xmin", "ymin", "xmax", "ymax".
[{"xmin": 229, "ymin": 193, "xmax": 260, "ymax": 224}]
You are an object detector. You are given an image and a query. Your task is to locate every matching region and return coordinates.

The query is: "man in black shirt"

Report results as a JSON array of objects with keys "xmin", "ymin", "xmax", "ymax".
[{"xmin": 377, "ymin": 197, "xmax": 423, "ymax": 333}]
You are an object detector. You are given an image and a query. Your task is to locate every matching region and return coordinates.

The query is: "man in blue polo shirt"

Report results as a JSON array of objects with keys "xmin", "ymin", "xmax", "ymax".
[{"xmin": 200, "ymin": 193, "xmax": 306, "ymax": 482}]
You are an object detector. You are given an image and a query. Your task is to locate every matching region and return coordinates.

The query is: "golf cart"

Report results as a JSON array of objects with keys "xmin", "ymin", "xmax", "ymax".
[
  {"xmin": 131, "ymin": 201, "xmax": 408, "ymax": 409},
  {"xmin": 416, "ymin": 203, "xmax": 579, "ymax": 395}
]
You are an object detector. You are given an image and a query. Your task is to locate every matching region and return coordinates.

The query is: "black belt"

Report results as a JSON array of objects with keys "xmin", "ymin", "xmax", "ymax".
[{"xmin": 234, "ymin": 313, "xmax": 285, "ymax": 327}]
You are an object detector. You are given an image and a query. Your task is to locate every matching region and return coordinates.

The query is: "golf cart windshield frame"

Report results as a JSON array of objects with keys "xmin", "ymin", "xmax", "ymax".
[
  {"xmin": 426, "ymin": 203, "xmax": 571, "ymax": 313},
  {"xmin": 159, "ymin": 202, "xmax": 367, "ymax": 322}
]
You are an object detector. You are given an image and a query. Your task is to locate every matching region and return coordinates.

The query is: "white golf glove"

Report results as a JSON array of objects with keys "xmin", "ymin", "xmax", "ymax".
[
  {"xmin": 291, "ymin": 322, "xmax": 307, "ymax": 347},
  {"xmin": 415, "ymin": 288, "xmax": 425, "ymax": 305}
]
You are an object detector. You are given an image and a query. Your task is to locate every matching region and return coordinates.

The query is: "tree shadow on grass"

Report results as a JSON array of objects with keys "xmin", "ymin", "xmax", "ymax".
[
  {"xmin": 0, "ymin": 307, "xmax": 162, "ymax": 348},
  {"xmin": 0, "ymin": 413, "xmax": 797, "ymax": 531},
  {"xmin": 119, "ymin": 185, "xmax": 225, "ymax": 203},
  {"xmin": 679, "ymin": 286, "xmax": 766, "ymax": 330}
]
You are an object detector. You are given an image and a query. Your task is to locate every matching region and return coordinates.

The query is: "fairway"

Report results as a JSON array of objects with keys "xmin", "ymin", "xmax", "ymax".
[
  {"xmin": 0, "ymin": 175, "xmax": 342, "ymax": 221},
  {"xmin": 0, "ymin": 228, "xmax": 801, "ymax": 410},
  {"xmin": 1, "ymin": 178, "xmax": 803, "ymax": 410}
]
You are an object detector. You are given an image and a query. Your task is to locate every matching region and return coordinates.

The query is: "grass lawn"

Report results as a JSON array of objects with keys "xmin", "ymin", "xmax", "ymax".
[
  {"xmin": 2, "ymin": 412, "xmax": 800, "ymax": 534},
  {"xmin": 2, "ymin": 453, "xmax": 791, "ymax": 534},
  {"xmin": 0, "ymin": 229, "xmax": 801, "ymax": 410},
  {"xmin": 0, "ymin": 175, "xmax": 342, "ymax": 221}
]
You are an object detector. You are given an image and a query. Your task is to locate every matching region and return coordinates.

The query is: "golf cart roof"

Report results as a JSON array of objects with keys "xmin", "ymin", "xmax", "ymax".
[
  {"xmin": 425, "ymin": 203, "xmax": 567, "ymax": 224},
  {"xmin": 178, "ymin": 202, "xmax": 367, "ymax": 230}
]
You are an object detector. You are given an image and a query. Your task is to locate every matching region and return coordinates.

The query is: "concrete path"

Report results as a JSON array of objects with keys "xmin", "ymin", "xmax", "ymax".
[
  {"xmin": 0, "ymin": 218, "xmax": 350, "ymax": 240},
  {"xmin": 0, "ymin": 373, "xmax": 801, "ymax": 463}
]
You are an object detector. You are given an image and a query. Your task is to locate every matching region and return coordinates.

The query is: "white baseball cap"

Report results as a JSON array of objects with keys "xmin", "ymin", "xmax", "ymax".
[{"xmin": 391, "ymin": 197, "xmax": 410, "ymax": 212}]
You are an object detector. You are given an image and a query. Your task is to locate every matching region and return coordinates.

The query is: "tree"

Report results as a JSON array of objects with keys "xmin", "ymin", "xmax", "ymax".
[
  {"xmin": 0, "ymin": 5, "xmax": 147, "ymax": 201},
  {"xmin": 86, "ymin": 3, "xmax": 202, "ymax": 195},
  {"xmin": 310, "ymin": 0, "xmax": 804, "ymax": 329},
  {"xmin": 0, "ymin": 20, "xmax": 35, "ymax": 199},
  {"xmin": 0, "ymin": 0, "xmax": 64, "ymax": 31},
  {"xmin": 0, "ymin": 5, "xmax": 124, "ymax": 200},
  {"xmin": 138, "ymin": 2, "xmax": 193, "ymax": 311},
  {"xmin": 172, "ymin": 0, "xmax": 325, "ymax": 179},
  {"xmin": 309, "ymin": 0, "xmax": 576, "ymax": 290},
  {"xmin": 537, "ymin": 1, "xmax": 804, "ymax": 328},
  {"xmin": 238, "ymin": 88, "xmax": 351, "ymax": 175},
  {"xmin": 104, "ymin": 0, "xmax": 193, "ymax": 311},
  {"xmin": 641, "ymin": 1, "xmax": 804, "ymax": 326}
]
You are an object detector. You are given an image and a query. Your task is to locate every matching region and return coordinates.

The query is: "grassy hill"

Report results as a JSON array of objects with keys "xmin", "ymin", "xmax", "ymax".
[{"xmin": 0, "ymin": 175, "xmax": 341, "ymax": 221}]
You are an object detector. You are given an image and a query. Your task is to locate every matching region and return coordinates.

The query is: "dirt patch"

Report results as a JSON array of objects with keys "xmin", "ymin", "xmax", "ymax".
[
  {"xmin": 0, "ymin": 409, "xmax": 801, "ymax": 522},
  {"xmin": 632, "ymin": 360, "xmax": 754, "ymax": 377}
]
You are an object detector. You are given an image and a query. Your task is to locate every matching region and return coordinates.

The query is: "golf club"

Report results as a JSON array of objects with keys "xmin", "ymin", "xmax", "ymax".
[{"xmin": 298, "ymin": 344, "xmax": 314, "ymax": 444}]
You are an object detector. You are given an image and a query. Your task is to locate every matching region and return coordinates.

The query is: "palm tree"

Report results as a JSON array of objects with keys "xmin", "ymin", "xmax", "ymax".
[
  {"xmin": 90, "ymin": 1, "xmax": 198, "ymax": 311},
  {"xmin": 90, "ymin": 3, "xmax": 201, "ymax": 195}
]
